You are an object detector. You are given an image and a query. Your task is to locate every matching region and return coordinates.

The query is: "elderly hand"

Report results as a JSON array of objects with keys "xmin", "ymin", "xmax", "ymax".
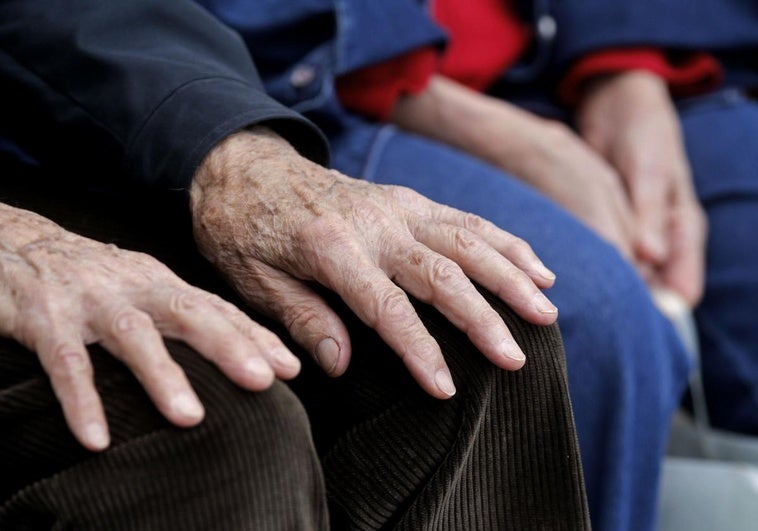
[
  {"xmin": 0, "ymin": 203, "xmax": 300, "ymax": 451},
  {"xmin": 391, "ymin": 76, "xmax": 638, "ymax": 260},
  {"xmin": 578, "ymin": 71, "xmax": 706, "ymax": 306},
  {"xmin": 190, "ymin": 127, "xmax": 558, "ymax": 400}
]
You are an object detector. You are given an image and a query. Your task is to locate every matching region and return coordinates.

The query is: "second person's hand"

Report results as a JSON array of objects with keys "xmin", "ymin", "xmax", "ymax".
[{"xmin": 578, "ymin": 71, "xmax": 707, "ymax": 306}]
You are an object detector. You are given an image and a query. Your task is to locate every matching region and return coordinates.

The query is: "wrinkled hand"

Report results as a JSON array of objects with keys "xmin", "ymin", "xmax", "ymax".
[
  {"xmin": 190, "ymin": 128, "xmax": 558, "ymax": 400},
  {"xmin": 0, "ymin": 203, "xmax": 300, "ymax": 451},
  {"xmin": 578, "ymin": 71, "xmax": 706, "ymax": 306},
  {"xmin": 391, "ymin": 76, "xmax": 637, "ymax": 259}
]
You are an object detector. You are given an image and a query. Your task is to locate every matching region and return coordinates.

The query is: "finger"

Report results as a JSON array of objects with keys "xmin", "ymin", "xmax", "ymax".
[
  {"xmin": 409, "ymin": 220, "xmax": 557, "ymax": 326},
  {"xmin": 93, "ymin": 304, "xmax": 205, "ymax": 428},
  {"xmin": 231, "ymin": 264, "xmax": 354, "ymax": 377},
  {"xmin": 614, "ymin": 153, "xmax": 670, "ymax": 264},
  {"xmin": 200, "ymin": 291, "xmax": 302, "ymax": 380},
  {"xmin": 35, "ymin": 329, "xmax": 110, "ymax": 451},
  {"xmin": 591, "ymin": 169, "xmax": 638, "ymax": 260},
  {"xmin": 135, "ymin": 287, "xmax": 282, "ymax": 387},
  {"xmin": 403, "ymin": 195, "xmax": 557, "ymax": 287},
  {"xmin": 659, "ymin": 202, "xmax": 707, "ymax": 307},
  {"xmin": 388, "ymin": 240, "xmax": 529, "ymax": 370},
  {"xmin": 315, "ymin": 246, "xmax": 458, "ymax": 399}
]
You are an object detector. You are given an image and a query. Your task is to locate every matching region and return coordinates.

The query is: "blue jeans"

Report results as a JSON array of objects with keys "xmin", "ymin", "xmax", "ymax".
[
  {"xmin": 682, "ymin": 90, "xmax": 758, "ymax": 434},
  {"xmin": 331, "ymin": 123, "xmax": 691, "ymax": 531}
]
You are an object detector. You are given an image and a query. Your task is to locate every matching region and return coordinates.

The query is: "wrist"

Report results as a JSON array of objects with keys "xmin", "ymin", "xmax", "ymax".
[
  {"xmin": 193, "ymin": 127, "xmax": 291, "ymax": 186},
  {"xmin": 0, "ymin": 203, "xmax": 66, "ymax": 250},
  {"xmin": 391, "ymin": 76, "xmax": 516, "ymax": 164},
  {"xmin": 190, "ymin": 127, "xmax": 298, "ymax": 210},
  {"xmin": 580, "ymin": 70, "xmax": 668, "ymax": 111}
]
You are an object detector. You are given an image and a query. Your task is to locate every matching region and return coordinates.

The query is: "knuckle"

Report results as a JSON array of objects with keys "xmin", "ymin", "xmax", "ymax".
[
  {"xmin": 428, "ymin": 256, "xmax": 462, "ymax": 285},
  {"xmin": 461, "ymin": 212, "xmax": 489, "ymax": 232},
  {"xmin": 49, "ymin": 346, "xmax": 91, "ymax": 379},
  {"xmin": 111, "ymin": 308, "xmax": 153, "ymax": 336},
  {"xmin": 14, "ymin": 293, "xmax": 67, "ymax": 345},
  {"xmin": 451, "ymin": 228, "xmax": 479, "ymax": 253},
  {"xmin": 168, "ymin": 291, "xmax": 202, "ymax": 315},
  {"xmin": 373, "ymin": 289, "xmax": 414, "ymax": 327}
]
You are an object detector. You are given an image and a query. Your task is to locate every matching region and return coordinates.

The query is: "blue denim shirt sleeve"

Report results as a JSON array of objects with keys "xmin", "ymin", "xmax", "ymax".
[
  {"xmin": 331, "ymin": 0, "xmax": 446, "ymax": 74},
  {"xmin": 547, "ymin": 0, "xmax": 758, "ymax": 70},
  {"xmin": 197, "ymin": 0, "xmax": 446, "ymax": 110}
]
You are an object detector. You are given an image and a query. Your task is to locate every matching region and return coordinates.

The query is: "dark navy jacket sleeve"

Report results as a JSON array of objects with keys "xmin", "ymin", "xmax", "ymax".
[{"xmin": 0, "ymin": 0, "xmax": 328, "ymax": 189}]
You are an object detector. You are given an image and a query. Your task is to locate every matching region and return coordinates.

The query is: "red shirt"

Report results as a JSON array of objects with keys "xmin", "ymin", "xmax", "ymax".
[{"xmin": 337, "ymin": 0, "xmax": 722, "ymax": 121}]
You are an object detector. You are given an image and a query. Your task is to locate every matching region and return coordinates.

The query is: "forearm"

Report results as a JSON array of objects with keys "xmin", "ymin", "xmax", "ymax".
[
  {"xmin": 391, "ymin": 76, "xmax": 504, "ymax": 160},
  {"xmin": 389, "ymin": 75, "xmax": 570, "ymax": 184}
]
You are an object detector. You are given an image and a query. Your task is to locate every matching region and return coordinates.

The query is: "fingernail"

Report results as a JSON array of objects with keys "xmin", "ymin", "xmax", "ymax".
[
  {"xmin": 435, "ymin": 369, "xmax": 457, "ymax": 397},
  {"xmin": 315, "ymin": 338, "xmax": 340, "ymax": 374},
  {"xmin": 533, "ymin": 292, "xmax": 558, "ymax": 315},
  {"xmin": 170, "ymin": 393, "xmax": 204, "ymax": 421},
  {"xmin": 85, "ymin": 422, "xmax": 110, "ymax": 450},
  {"xmin": 500, "ymin": 338, "xmax": 526, "ymax": 362},
  {"xmin": 539, "ymin": 266, "xmax": 556, "ymax": 282}
]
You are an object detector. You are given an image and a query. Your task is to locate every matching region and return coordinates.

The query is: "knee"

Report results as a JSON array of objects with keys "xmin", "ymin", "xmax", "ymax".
[
  {"xmin": 160, "ymin": 341, "xmax": 318, "ymax": 467},
  {"xmin": 196, "ymin": 374, "xmax": 314, "ymax": 458}
]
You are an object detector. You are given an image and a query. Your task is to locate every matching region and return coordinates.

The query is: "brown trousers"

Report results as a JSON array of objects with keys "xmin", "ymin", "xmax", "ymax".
[{"xmin": 0, "ymin": 161, "xmax": 590, "ymax": 530}]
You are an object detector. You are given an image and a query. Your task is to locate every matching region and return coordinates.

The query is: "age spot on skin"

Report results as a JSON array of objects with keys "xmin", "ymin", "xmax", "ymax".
[{"xmin": 408, "ymin": 250, "xmax": 424, "ymax": 267}]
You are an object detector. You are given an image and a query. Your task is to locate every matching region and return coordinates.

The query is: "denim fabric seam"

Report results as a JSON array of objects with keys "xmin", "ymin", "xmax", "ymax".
[{"xmin": 360, "ymin": 125, "xmax": 397, "ymax": 182}]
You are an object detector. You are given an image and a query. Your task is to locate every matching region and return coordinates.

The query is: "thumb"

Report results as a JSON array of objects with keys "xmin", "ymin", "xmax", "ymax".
[{"xmin": 233, "ymin": 261, "xmax": 353, "ymax": 377}]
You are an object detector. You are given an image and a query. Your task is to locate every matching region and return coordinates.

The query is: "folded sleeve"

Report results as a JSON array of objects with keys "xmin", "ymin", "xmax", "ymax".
[
  {"xmin": 0, "ymin": 0, "xmax": 328, "ymax": 189},
  {"xmin": 335, "ymin": 0, "xmax": 533, "ymax": 122},
  {"xmin": 559, "ymin": 48, "xmax": 723, "ymax": 105},
  {"xmin": 336, "ymin": 48, "xmax": 438, "ymax": 122},
  {"xmin": 550, "ymin": 0, "xmax": 758, "ymax": 67}
]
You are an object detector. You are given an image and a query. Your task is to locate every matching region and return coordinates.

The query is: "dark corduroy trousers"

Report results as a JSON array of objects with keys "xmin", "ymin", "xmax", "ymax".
[{"xmin": 0, "ymin": 162, "xmax": 590, "ymax": 530}]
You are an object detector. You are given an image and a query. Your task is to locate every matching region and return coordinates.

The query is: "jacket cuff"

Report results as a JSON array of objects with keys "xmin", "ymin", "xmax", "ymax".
[
  {"xmin": 559, "ymin": 48, "xmax": 723, "ymax": 106},
  {"xmin": 126, "ymin": 77, "xmax": 329, "ymax": 190},
  {"xmin": 336, "ymin": 48, "xmax": 438, "ymax": 122}
]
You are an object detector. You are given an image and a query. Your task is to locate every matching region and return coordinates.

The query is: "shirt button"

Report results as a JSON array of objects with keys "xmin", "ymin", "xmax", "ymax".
[
  {"xmin": 290, "ymin": 65, "xmax": 317, "ymax": 88},
  {"xmin": 537, "ymin": 14, "xmax": 557, "ymax": 41}
]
